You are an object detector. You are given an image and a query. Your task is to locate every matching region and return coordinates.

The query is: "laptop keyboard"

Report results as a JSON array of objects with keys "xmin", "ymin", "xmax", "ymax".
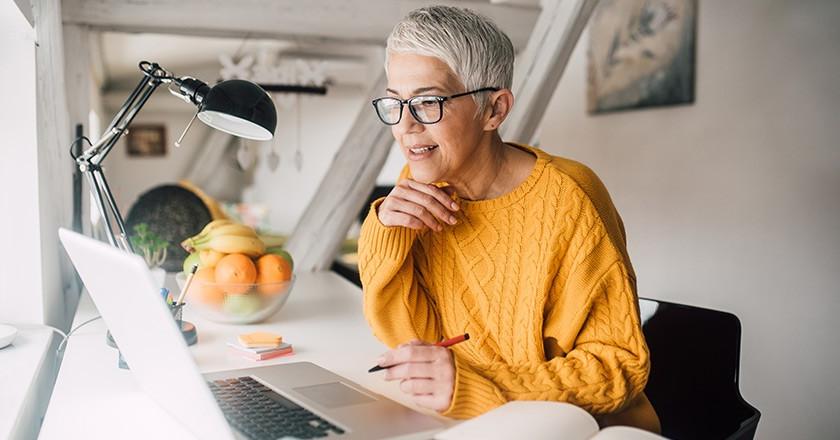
[{"xmin": 209, "ymin": 376, "xmax": 346, "ymax": 439}]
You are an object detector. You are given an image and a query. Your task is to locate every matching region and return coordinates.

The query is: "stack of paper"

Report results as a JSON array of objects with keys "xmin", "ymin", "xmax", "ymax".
[{"xmin": 229, "ymin": 332, "xmax": 293, "ymax": 361}]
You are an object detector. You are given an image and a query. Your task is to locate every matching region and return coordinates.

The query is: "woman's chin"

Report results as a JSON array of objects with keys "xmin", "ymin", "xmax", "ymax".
[{"xmin": 407, "ymin": 165, "xmax": 439, "ymax": 184}]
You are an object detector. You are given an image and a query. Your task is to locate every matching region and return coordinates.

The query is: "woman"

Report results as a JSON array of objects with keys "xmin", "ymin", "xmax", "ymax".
[{"xmin": 358, "ymin": 6, "xmax": 660, "ymax": 433}]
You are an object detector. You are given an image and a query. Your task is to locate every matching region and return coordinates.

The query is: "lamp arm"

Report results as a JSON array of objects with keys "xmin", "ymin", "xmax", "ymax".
[{"xmin": 74, "ymin": 62, "xmax": 173, "ymax": 251}]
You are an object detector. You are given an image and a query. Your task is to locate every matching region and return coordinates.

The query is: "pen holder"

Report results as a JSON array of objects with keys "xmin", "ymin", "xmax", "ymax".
[
  {"xmin": 168, "ymin": 302, "xmax": 198, "ymax": 347},
  {"xmin": 116, "ymin": 301, "xmax": 199, "ymax": 370},
  {"xmin": 170, "ymin": 301, "xmax": 185, "ymax": 325}
]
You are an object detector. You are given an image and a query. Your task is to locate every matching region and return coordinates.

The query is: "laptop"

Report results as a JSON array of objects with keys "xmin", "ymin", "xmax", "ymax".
[{"xmin": 58, "ymin": 228, "xmax": 445, "ymax": 440}]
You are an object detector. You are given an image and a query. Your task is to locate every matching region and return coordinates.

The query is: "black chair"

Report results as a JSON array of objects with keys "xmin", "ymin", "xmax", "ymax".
[{"xmin": 639, "ymin": 298, "xmax": 760, "ymax": 440}]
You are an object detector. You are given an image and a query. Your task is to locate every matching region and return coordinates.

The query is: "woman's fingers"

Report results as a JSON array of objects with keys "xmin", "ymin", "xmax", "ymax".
[
  {"xmin": 403, "ymin": 180, "xmax": 459, "ymax": 214},
  {"xmin": 376, "ymin": 341, "xmax": 456, "ymax": 413},
  {"xmin": 400, "ymin": 378, "xmax": 435, "ymax": 396},
  {"xmin": 379, "ymin": 207, "xmax": 425, "ymax": 230},
  {"xmin": 391, "ymin": 186, "xmax": 456, "ymax": 227},
  {"xmin": 379, "ymin": 344, "xmax": 439, "ymax": 371},
  {"xmin": 377, "ymin": 179, "xmax": 459, "ymax": 230},
  {"xmin": 382, "ymin": 194, "xmax": 443, "ymax": 231},
  {"xmin": 384, "ymin": 361, "xmax": 435, "ymax": 381},
  {"xmin": 413, "ymin": 393, "xmax": 451, "ymax": 412}
]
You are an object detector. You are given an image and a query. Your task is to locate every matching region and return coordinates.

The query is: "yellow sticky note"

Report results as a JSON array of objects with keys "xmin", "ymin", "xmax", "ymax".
[{"xmin": 238, "ymin": 332, "xmax": 283, "ymax": 348}]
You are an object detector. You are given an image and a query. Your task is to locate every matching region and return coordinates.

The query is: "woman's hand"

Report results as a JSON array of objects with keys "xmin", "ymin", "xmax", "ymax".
[
  {"xmin": 376, "ymin": 340, "xmax": 456, "ymax": 412},
  {"xmin": 378, "ymin": 179, "xmax": 459, "ymax": 231}
]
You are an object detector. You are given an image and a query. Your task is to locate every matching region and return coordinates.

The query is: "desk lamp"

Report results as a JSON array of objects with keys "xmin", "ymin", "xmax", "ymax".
[
  {"xmin": 72, "ymin": 61, "xmax": 276, "ymax": 352},
  {"xmin": 72, "ymin": 61, "xmax": 277, "ymax": 252}
]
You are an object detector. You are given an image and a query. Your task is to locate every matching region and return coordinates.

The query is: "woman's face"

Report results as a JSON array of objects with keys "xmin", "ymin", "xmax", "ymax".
[{"xmin": 385, "ymin": 52, "xmax": 487, "ymax": 184}]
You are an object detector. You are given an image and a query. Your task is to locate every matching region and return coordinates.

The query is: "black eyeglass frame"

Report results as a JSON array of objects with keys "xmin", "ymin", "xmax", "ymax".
[{"xmin": 371, "ymin": 87, "xmax": 500, "ymax": 126}]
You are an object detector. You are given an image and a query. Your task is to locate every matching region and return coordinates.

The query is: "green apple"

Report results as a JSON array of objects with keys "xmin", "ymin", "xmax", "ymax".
[
  {"xmin": 223, "ymin": 294, "xmax": 261, "ymax": 317},
  {"xmin": 183, "ymin": 252, "xmax": 201, "ymax": 275}
]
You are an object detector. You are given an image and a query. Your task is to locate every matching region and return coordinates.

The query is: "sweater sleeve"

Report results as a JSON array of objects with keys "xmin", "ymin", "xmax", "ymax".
[
  {"xmin": 358, "ymin": 198, "xmax": 442, "ymax": 347},
  {"xmin": 442, "ymin": 232, "xmax": 650, "ymax": 419}
]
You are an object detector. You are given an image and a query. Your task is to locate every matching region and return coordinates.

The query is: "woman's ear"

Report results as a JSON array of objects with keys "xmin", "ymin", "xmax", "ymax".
[{"xmin": 483, "ymin": 89, "xmax": 514, "ymax": 131}]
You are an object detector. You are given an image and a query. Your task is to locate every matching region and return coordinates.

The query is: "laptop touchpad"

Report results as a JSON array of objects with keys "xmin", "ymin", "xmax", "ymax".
[{"xmin": 293, "ymin": 382, "xmax": 376, "ymax": 408}]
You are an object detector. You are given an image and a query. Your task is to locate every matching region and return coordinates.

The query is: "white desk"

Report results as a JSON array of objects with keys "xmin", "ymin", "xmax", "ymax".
[
  {"xmin": 0, "ymin": 325, "xmax": 56, "ymax": 440},
  {"xmin": 39, "ymin": 271, "xmax": 451, "ymax": 439}
]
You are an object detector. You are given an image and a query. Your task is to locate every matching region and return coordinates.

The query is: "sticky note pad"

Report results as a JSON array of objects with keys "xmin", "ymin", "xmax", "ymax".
[{"xmin": 238, "ymin": 332, "xmax": 283, "ymax": 348}]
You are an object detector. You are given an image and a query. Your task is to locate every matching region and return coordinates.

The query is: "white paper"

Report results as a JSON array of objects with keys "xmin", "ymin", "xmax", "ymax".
[{"xmin": 435, "ymin": 401, "xmax": 599, "ymax": 440}]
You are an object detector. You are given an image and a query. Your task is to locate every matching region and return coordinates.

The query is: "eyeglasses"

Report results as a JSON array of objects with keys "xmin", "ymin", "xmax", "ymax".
[{"xmin": 371, "ymin": 87, "xmax": 499, "ymax": 125}]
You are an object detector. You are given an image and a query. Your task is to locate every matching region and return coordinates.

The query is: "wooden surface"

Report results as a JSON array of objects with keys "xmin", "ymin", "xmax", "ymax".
[
  {"xmin": 501, "ymin": 0, "xmax": 598, "ymax": 145},
  {"xmin": 62, "ymin": 0, "xmax": 539, "ymax": 51}
]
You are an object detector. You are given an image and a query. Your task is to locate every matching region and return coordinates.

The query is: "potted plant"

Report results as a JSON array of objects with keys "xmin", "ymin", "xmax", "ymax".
[{"xmin": 129, "ymin": 223, "xmax": 169, "ymax": 287}]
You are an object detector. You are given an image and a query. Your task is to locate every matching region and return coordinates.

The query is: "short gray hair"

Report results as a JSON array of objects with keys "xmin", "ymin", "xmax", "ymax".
[{"xmin": 385, "ymin": 6, "xmax": 515, "ymax": 114}]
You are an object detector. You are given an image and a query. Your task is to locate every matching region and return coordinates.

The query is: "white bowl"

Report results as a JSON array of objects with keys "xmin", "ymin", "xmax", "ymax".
[{"xmin": 175, "ymin": 272, "xmax": 294, "ymax": 324}]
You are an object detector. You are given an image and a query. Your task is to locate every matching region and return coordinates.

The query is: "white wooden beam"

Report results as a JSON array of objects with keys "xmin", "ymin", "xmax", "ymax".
[
  {"xmin": 501, "ymin": 0, "xmax": 598, "ymax": 144},
  {"xmin": 33, "ymin": 0, "xmax": 76, "ymax": 328},
  {"xmin": 62, "ymin": 23, "xmax": 91, "ymax": 317},
  {"xmin": 61, "ymin": 0, "xmax": 539, "ymax": 51},
  {"xmin": 87, "ymin": 30, "xmax": 108, "ymax": 90},
  {"xmin": 13, "ymin": 0, "xmax": 34, "ymax": 26},
  {"xmin": 284, "ymin": 72, "xmax": 392, "ymax": 272},
  {"xmin": 63, "ymin": 24, "xmax": 91, "ymax": 139}
]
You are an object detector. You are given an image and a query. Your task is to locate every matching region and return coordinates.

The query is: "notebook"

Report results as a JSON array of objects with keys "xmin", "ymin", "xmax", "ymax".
[{"xmin": 433, "ymin": 401, "xmax": 666, "ymax": 440}]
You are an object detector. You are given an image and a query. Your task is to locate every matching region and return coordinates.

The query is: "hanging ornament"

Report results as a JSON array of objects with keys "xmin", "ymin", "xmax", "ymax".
[
  {"xmin": 296, "ymin": 59, "xmax": 327, "ymax": 86},
  {"xmin": 267, "ymin": 149, "xmax": 280, "ymax": 172},
  {"xmin": 219, "ymin": 54, "xmax": 254, "ymax": 80},
  {"xmin": 236, "ymin": 138, "xmax": 255, "ymax": 170},
  {"xmin": 266, "ymin": 94, "xmax": 281, "ymax": 172},
  {"xmin": 294, "ymin": 94, "xmax": 303, "ymax": 172},
  {"xmin": 267, "ymin": 129, "xmax": 281, "ymax": 172}
]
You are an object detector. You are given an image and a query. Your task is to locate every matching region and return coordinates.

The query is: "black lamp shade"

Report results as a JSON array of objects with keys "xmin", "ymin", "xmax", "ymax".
[{"xmin": 197, "ymin": 79, "xmax": 277, "ymax": 141}]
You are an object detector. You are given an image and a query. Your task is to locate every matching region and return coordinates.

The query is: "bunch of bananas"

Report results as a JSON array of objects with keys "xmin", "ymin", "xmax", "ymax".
[{"xmin": 180, "ymin": 219, "xmax": 266, "ymax": 258}]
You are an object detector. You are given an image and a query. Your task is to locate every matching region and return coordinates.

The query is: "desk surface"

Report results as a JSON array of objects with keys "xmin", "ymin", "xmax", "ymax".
[
  {"xmin": 0, "ymin": 325, "xmax": 55, "ymax": 440},
  {"xmin": 39, "ymin": 270, "xmax": 451, "ymax": 439}
]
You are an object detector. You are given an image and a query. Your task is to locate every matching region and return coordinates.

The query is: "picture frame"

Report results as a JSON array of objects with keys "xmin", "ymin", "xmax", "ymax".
[
  {"xmin": 126, "ymin": 124, "xmax": 167, "ymax": 157},
  {"xmin": 587, "ymin": 0, "xmax": 697, "ymax": 114}
]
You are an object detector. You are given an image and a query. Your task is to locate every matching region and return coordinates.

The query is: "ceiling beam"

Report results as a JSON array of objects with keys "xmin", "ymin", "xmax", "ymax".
[
  {"xmin": 61, "ymin": 0, "xmax": 539, "ymax": 51},
  {"xmin": 13, "ymin": 0, "xmax": 33, "ymax": 26},
  {"xmin": 87, "ymin": 31, "xmax": 109, "ymax": 89},
  {"xmin": 501, "ymin": 0, "xmax": 598, "ymax": 143},
  {"xmin": 284, "ymin": 71, "xmax": 393, "ymax": 272}
]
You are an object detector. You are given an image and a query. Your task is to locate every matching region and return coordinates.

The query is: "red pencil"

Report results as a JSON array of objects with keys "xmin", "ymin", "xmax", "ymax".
[
  {"xmin": 435, "ymin": 333, "xmax": 470, "ymax": 348},
  {"xmin": 368, "ymin": 333, "xmax": 470, "ymax": 373}
]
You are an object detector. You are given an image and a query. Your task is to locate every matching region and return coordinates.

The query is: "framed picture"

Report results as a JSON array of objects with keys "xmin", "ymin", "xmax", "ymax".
[
  {"xmin": 587, "ymin": 0, "xmax": 697, "ymax": 114},
  {"xmin": 126, "ymin": 124, "xmax": 167, "ymax": 157}
]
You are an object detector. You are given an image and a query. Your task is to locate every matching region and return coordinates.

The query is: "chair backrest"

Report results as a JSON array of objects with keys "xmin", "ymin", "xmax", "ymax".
[{"xmin": 639, "ymin": 298, "xmax": 760, "ymax": 440}]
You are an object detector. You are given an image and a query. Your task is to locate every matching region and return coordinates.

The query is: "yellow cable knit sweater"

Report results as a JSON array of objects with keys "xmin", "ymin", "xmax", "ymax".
[{"xmin": 358, "ymin": 144, "xmax": 654, "ymax": 427}]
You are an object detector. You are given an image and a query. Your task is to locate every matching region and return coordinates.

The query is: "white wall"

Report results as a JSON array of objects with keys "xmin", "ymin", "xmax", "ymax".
[
  {"xmin": 537, "ymin": 1, "xmax": 840, "ymax": 438},
  {"xmin": 246, "ymin": 85, "xmax": 368, "ymax": 234},
  {"xmin": 104, "ymin": 84, "xmax": 370, "ymax": 236},
  {"xmin": 0, "ymin": 3, "xmax": 42, "ymax": 324}
]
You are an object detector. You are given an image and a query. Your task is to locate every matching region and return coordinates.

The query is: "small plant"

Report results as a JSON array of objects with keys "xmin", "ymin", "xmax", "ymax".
[{"xmin": 130, "ymin": 223, "xmax": 168, "ymax": 268}]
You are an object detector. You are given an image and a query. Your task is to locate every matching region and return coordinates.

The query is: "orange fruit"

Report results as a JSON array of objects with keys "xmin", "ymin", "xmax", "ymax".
[
  {"xmin": 190, "ymin": 267, "xmax": 224, "ymax": 306},
  {"xmin": 199, "ymin": 249, "xmax": 225, "ymax": 268},
  {"xmin": 214, "ymin": 253, "xmax": 257, "ymax": 294},
  {"xmin": 255, "ymin": 254, "xmax": 292, "ymax": 295},
  {"xmin": 266, "ymin": 247, "xmax": 294, "ymax": 271}
]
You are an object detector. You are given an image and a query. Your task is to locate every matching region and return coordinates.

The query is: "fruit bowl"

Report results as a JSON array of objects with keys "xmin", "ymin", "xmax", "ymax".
[{"xmin": 175, "ymin": 272, "xmax": 294, "ymax": 324}]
